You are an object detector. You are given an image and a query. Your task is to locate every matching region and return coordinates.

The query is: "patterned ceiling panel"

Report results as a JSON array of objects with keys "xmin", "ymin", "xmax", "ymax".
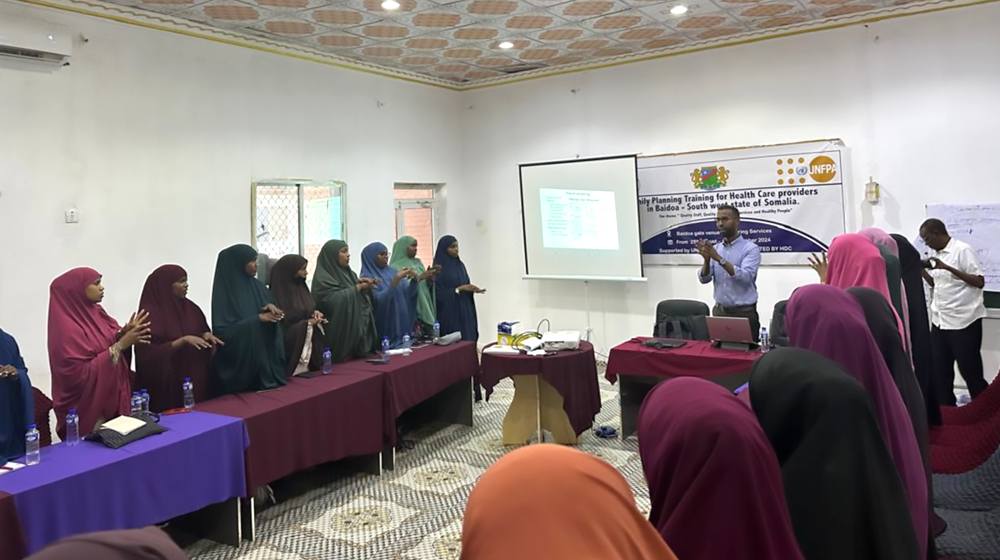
[{"xmin": 75, "ymin": 0, "xmax": 973, "ymax": 85}]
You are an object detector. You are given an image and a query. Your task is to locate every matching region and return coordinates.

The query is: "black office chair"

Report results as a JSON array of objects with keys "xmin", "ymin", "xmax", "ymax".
[
  {"xmin": 770, "ymin": 300, "xmax": 789, "ymax": 347},
  {"xmin": 653, "ymin": 299, "xmax": 711, "ymax": 341}
]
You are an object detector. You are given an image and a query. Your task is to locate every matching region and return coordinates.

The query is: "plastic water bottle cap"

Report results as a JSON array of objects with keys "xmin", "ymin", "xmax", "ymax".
[
  {"xmin": 28, "ymin": 424, "xmax": 36, "ymax": 429},
  {"xmin": 185, "ymin": 377, "xmax": 191, "ymax": 382},
  {"xmin": 141, "ymin": 389, "xmax": 148, "ymax": 394},
  {"xmin": 69, "ymin": 408, "xmax": 76, "ymax": 414}
]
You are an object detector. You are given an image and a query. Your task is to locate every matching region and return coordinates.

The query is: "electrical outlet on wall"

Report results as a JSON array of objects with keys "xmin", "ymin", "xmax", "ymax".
[{"xmin": 64, "ymin": 208, "xmax": 79, "ymax": 223}]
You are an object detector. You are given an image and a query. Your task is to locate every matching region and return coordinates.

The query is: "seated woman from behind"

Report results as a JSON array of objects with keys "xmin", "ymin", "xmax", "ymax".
[
  {"xmin": 48, "ymin": 268, "xmax": 150, "ymax": 438},
  {"xmin": 135, "ymin": 265, "xmax": 222, "ymax": 411},
  {"xmin": 461, "ymin": 444, "xmax": 678, "ymax": 560},
  {"xmin": 269, "ymin": 254, "xmax": 325, "ymax": 376},
  {"xmin": 211, "ymin": 244, "xmax": 287, "ymax": 396},
  {"xmin": 0, "ymin": 327, "xmax": 34, "ymax": 463},
  {"xmin": 312, "ymin": 240, "xmax": 378, "ymax": 363}
]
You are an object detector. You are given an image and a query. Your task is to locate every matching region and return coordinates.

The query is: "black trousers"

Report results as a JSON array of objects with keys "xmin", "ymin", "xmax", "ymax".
[
  {"xmin": 931, "ymin": 318, "xmax": 986, "ymax": 406},
  {"xmin": 713, "ymin": 304, "xmax": 760, "ymax": 343}
]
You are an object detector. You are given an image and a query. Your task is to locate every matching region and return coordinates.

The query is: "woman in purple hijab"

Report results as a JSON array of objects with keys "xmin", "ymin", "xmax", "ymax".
[
  {"xmin": 786, "ymin": 284, "xmax": 928, "ymax": 559},
  {"xmin": 638, "ymin": 378, "xmax": 805, "ymax": 560}
]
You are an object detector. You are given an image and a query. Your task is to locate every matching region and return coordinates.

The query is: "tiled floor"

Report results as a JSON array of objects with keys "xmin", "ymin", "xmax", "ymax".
[{"xmin": 185, "ymin": 373, "xmax": 646, "ymax": 560}]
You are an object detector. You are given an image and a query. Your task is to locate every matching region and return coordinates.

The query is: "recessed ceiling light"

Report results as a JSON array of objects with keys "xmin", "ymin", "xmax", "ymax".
[
  {"xmin": 670, "ymin": 4, "xmax": 688, "ymax": 14},
  {"xmin": 498, "ymin": 41, "xmax": 514, "ymax": 49},
  {"xmin": 381, "ymin": 0, "xmax": 400, "ymax": 9}
]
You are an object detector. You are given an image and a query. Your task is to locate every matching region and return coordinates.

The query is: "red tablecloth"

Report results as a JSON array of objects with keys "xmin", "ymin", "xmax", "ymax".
[
  {"xmin": 480, "ymin": 342, "xmax": 601, "ymax": 436},
  {"xmin": 605, "ymin": 338, "xmax": 761, "ymax": 384},
  {"xmin": 0, "ymin": 490, "xmax": 27, "ymax": 560},
  {"xmin": 197, "ymin": 371, "xmax": 383, "ymax": 494},
  {"xmin": 340, "ymin": 342, "xmax": 479, "ymax": 445}
]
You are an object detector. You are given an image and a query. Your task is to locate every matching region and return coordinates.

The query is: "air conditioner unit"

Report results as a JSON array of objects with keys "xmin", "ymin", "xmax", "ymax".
[{"xmin": 0, "ymin": 15, "xmax": 72, "ymax": 68}]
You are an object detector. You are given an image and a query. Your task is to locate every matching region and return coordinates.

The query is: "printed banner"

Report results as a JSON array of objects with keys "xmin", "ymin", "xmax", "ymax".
[{"xmin": 638, "ymin": 140, "xmax": 849, "ymax": 265}]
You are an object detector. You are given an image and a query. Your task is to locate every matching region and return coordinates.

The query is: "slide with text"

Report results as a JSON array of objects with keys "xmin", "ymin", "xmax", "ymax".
[{"xmin": 539, "ymin": 188, "xmax": 620, "ymax": 251}]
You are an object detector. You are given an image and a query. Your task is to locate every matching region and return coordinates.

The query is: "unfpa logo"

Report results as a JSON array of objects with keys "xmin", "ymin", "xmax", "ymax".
[{"xmin": 809, "ymin": 156, "xmax": 837, "ymax": 183}]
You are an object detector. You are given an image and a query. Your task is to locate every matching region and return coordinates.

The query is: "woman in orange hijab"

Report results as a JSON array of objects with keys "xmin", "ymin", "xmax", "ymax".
[{"xmin": 461, "ymin": 444, "xmax": 677, "ymax": 560}]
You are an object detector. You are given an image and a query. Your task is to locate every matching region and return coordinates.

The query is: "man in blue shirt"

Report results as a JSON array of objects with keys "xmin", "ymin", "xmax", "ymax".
[{"xmin": 696, "ymin": 205, "xmax": 762, "ymax": 341}]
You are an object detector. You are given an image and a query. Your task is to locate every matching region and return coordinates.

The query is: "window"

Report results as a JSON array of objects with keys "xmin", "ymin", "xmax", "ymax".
[
  {"xmin": 252, "ymin": 180, "xmax": 346, "ymax": 277},
  {"xmin": 394, "ymin": 183, "xmax": 442, "ymax": 262}
]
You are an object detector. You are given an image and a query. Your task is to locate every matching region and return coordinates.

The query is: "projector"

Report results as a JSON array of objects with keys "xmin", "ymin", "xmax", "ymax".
[{"xmin": 540, "ymin": 331, "xmax": 581, "ymax": 351}]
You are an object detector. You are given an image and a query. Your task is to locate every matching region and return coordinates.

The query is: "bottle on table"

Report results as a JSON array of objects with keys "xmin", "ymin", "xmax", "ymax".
[
  {"xmin": 65, "ymin": 408, "xmax": 80, "ymax": 446},
  {"xmin": 182, "ymin": 377, "xmax": 195, "ymax": 409},
  {"xmin": 381, "ymin": 336, "xmax": 391, "ymax": 361},
  {"xmin": 759, "ymin": 327, "xmax": 770, "ymax": 353},
  {"xmin": 140, "ymin": 389, "xmax": 150, "ymax": 414},
  {"xmin": 402, "ymin": 334, "xmax": 411, "ymax": 350},
  {"xmin": 130, "ymin": 392, "xmax": 142, "ymax": 415},
  {"xmin": 433, "ymin": 320, "xmax": 441, "ymax": 341},
  {"xmin": 322, "ymin": 347, "xmax": 333, "ymax": 375},
  {"xmin": 25, "ymin": 424, "xmax": 40, "ymax": 465}
]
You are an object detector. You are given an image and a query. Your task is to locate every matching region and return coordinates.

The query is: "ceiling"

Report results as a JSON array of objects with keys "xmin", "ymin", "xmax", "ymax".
[{"xmin": 58, "ymin": 0, "xmax": 966, "ymax": 86}]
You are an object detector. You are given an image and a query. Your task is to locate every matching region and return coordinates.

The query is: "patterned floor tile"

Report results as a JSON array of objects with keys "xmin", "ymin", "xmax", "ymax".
[
  {"xmin": 401, "ymin": 520, "xmax": 463, "ymax": 560},
  {"xmin": 301, "ymin": 497, "xmax": 419, "ymax": 546}
]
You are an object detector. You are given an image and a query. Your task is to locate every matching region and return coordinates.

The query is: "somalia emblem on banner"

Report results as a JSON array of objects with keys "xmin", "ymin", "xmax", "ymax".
[{"xmin": 690, "ymin": 166, "xmax": 729, "ymax": 190}]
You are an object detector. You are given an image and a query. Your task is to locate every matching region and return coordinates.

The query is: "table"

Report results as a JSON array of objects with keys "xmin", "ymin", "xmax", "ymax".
[
  {"xmin": 197, "ymin": 371, "xmax": 384, "ymax": 498},
  {"xmin": 480, "ymin": 342, "xmax": 600, "ymax": 445},
  {"xmin": 0, "ymin": 411, "xmax": 248, "ymax": 557},
  {"xmin": 340, "ymin": 341, "xmax": 478, "ymax": 468},
  {"xmin": 606, "ymin": 338, "xmax": 761, "ymax": 438}
]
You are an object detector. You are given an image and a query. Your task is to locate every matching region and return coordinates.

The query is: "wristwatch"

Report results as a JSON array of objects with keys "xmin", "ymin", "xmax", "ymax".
[
  {"xmin": 719, "ymin": 258, "xmax": 729, "ymax": 267},
  {"xmin": 455, "ymin": 288, "xmax": 461, "ymax": 295}
]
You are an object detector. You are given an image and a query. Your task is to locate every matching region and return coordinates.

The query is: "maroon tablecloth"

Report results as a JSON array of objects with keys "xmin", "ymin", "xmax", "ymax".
[
  {"xmin": 197, "ymin": 371, "xmax": 383, "ymax": 494},
  {"xmin": 606, "ymin": 338, "xmax": 761, "ymax": 384},
  {"xmin": 0, "ymin": 490, "xmax": 27, "ymax": 560},
  {"xmin": 480, "ymin": 342, "xmax": 601, "ymax": 436},
  {"xmin": 340, "ymin": 341, "xmax": 479, "ymax": 445}
]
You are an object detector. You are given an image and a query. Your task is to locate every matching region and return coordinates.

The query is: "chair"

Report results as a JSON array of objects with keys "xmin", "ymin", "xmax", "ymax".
[
  {"xmin": 32, "ymin": 387, "xmax": 52, "ymax": 447},
  {"xmin": 769, "ymin": 300, "xmax": 789, "ymax": 347},
  {"xmin": 653, "ymin": 300, "xmax": 710, "ymax": 341}
]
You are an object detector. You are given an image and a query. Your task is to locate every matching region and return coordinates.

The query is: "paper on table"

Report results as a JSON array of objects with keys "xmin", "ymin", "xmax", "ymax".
[
  {"xmin": 101, "ymin": 415, "xmax": 146, "ymax": 436},
  {"xmin": 0, "ymin": 461, "xmax": 25, "ymax": 476}
]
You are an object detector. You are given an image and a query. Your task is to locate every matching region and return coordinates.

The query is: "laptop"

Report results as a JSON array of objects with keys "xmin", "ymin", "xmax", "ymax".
[{"xmin": 706, "ymin": 316, "xmax": 758, "ymax": 351}]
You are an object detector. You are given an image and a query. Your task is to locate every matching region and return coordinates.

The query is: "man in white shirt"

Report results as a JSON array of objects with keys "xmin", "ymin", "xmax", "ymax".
[{"xmin": 920, "ymin": 218, "xmax": 987, "ymax": 405}]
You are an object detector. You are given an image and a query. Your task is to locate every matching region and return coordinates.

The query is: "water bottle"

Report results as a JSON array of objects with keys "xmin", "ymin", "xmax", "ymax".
[
  {"xmin": 321, "ymin": 348, "xmax": 333, "ymax": 375},
  {"xmin": 381, "ymin": 336, "xmax": 391, "ymax": 361},
  {"xmin": 130, "ymin": 392, "xmax": 142, "ymax": 415},
  {"xmin": 433, "ymin": 320, "xmax": 441, "ymax": 341},
  {"xmin": 140, "ymin": 389, "xmax": 150, "ymax": 414},
  {"xmin": 182, "ymin": 377, "xmax": 195, "ymax": 410},
  {"xmin": 402, "ymin": 334, "xmax": 411, "ymax": 350},
  {"xmin": 25, "ymin": 424, "xmax": 40, "ymax": 465},
  {"xmin": 65, "ymin": 408, "xmax": 80, "ymax": 446},
  {"xmin": 759, "ymin": 327, "xmax": 770, "ymax": 354}
]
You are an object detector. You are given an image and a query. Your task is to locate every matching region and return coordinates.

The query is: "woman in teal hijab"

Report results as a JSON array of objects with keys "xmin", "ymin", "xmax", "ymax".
[
  {"xmin": 312, "ymin": 240, "xmax": 379, "ymax": 363},
  {"xmin": 211, "ymin": 244, "xmax": 287, "ymax": 396},
  {"xmin": 389, "ymin": 236, "xmax": 440, "ymax": 338}
]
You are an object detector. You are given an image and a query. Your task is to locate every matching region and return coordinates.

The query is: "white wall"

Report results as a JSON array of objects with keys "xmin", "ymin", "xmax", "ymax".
[
  {"xmin": 458, "ymin": 3, "xmax": 1000, "ymax": 383},
  {"xmin": 0, "ymin": 1, "xmax": 464, "ymax": 397}
]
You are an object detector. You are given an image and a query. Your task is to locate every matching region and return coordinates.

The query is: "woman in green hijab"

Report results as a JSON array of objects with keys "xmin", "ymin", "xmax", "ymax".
[
  {"xmin": 389, "ymin": 236, "xmax": 440, "ymax": 338},
  {"xmin": 211, "ymin": 244, "xmax": 287, "ymax": 396},
  {"xmin": 312, "ymin": 240, "xmax": 379, "ymax": 363}
]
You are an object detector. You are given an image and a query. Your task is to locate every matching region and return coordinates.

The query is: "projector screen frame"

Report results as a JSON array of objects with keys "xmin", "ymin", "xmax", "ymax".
[{"xmin": 518, "ymin": 154, "xmax": 646, "ymax": 283}]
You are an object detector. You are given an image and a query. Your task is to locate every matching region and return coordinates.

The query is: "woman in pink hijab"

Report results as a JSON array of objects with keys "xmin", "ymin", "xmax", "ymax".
[
  {"xmin": 858, "ymin": 227, "xmax": 911, "ymax": 353},
  {"xmin": 48, "ymin": 268, "xmax": 150, "ymax": 438},
  {"xmin": 815, "ymin": 233, "xmax": 906, "ymax": 339}
]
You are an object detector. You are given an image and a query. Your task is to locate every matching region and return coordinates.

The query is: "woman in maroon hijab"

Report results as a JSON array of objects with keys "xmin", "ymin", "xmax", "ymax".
[
  {"xmin": 48, "ymin": 268, "xmax": 150, "ymax": 438},
  {"xmin": 638, "ymin": 377, "xmax": 805, "ymax": 560},
  {"xmin": 25, "ymin": 527, "xmax": 186, "ymax": 560},
  {"xmin": 135, "ymin": 265, "xmax": 222, "ymax": 412},
  {"xmin": 786, "ymin": 284, "xmax": 928, "ymax": 559}
]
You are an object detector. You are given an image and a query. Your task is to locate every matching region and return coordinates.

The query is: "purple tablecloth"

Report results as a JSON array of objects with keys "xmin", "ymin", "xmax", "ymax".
[
  {"xmin": 0, "ymin": 411, "xmax": 248, "ymax": 556},
  {"xmin": 480, "ymin": 342, "xmax": 601, "ymax": 436}
]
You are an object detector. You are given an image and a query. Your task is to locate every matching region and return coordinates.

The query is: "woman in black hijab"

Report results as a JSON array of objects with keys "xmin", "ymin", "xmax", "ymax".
[
  {"xmin": 269, "ymin": 254, "xmax": 325, "ymax": 377},
  {"xmin": 211, "ymin": 244, "xmax": 287, "ymax": 396},
  {"xmin": 891, "ymin": 233, "xmax": 942, "ymax": 426},
  {"xmin": 749, "ymin": 347, "xmax": 920, "ymax": 560},
  {"xmin": 849, "ymin": 286, "xmax": 941, "ymax": 554}
]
